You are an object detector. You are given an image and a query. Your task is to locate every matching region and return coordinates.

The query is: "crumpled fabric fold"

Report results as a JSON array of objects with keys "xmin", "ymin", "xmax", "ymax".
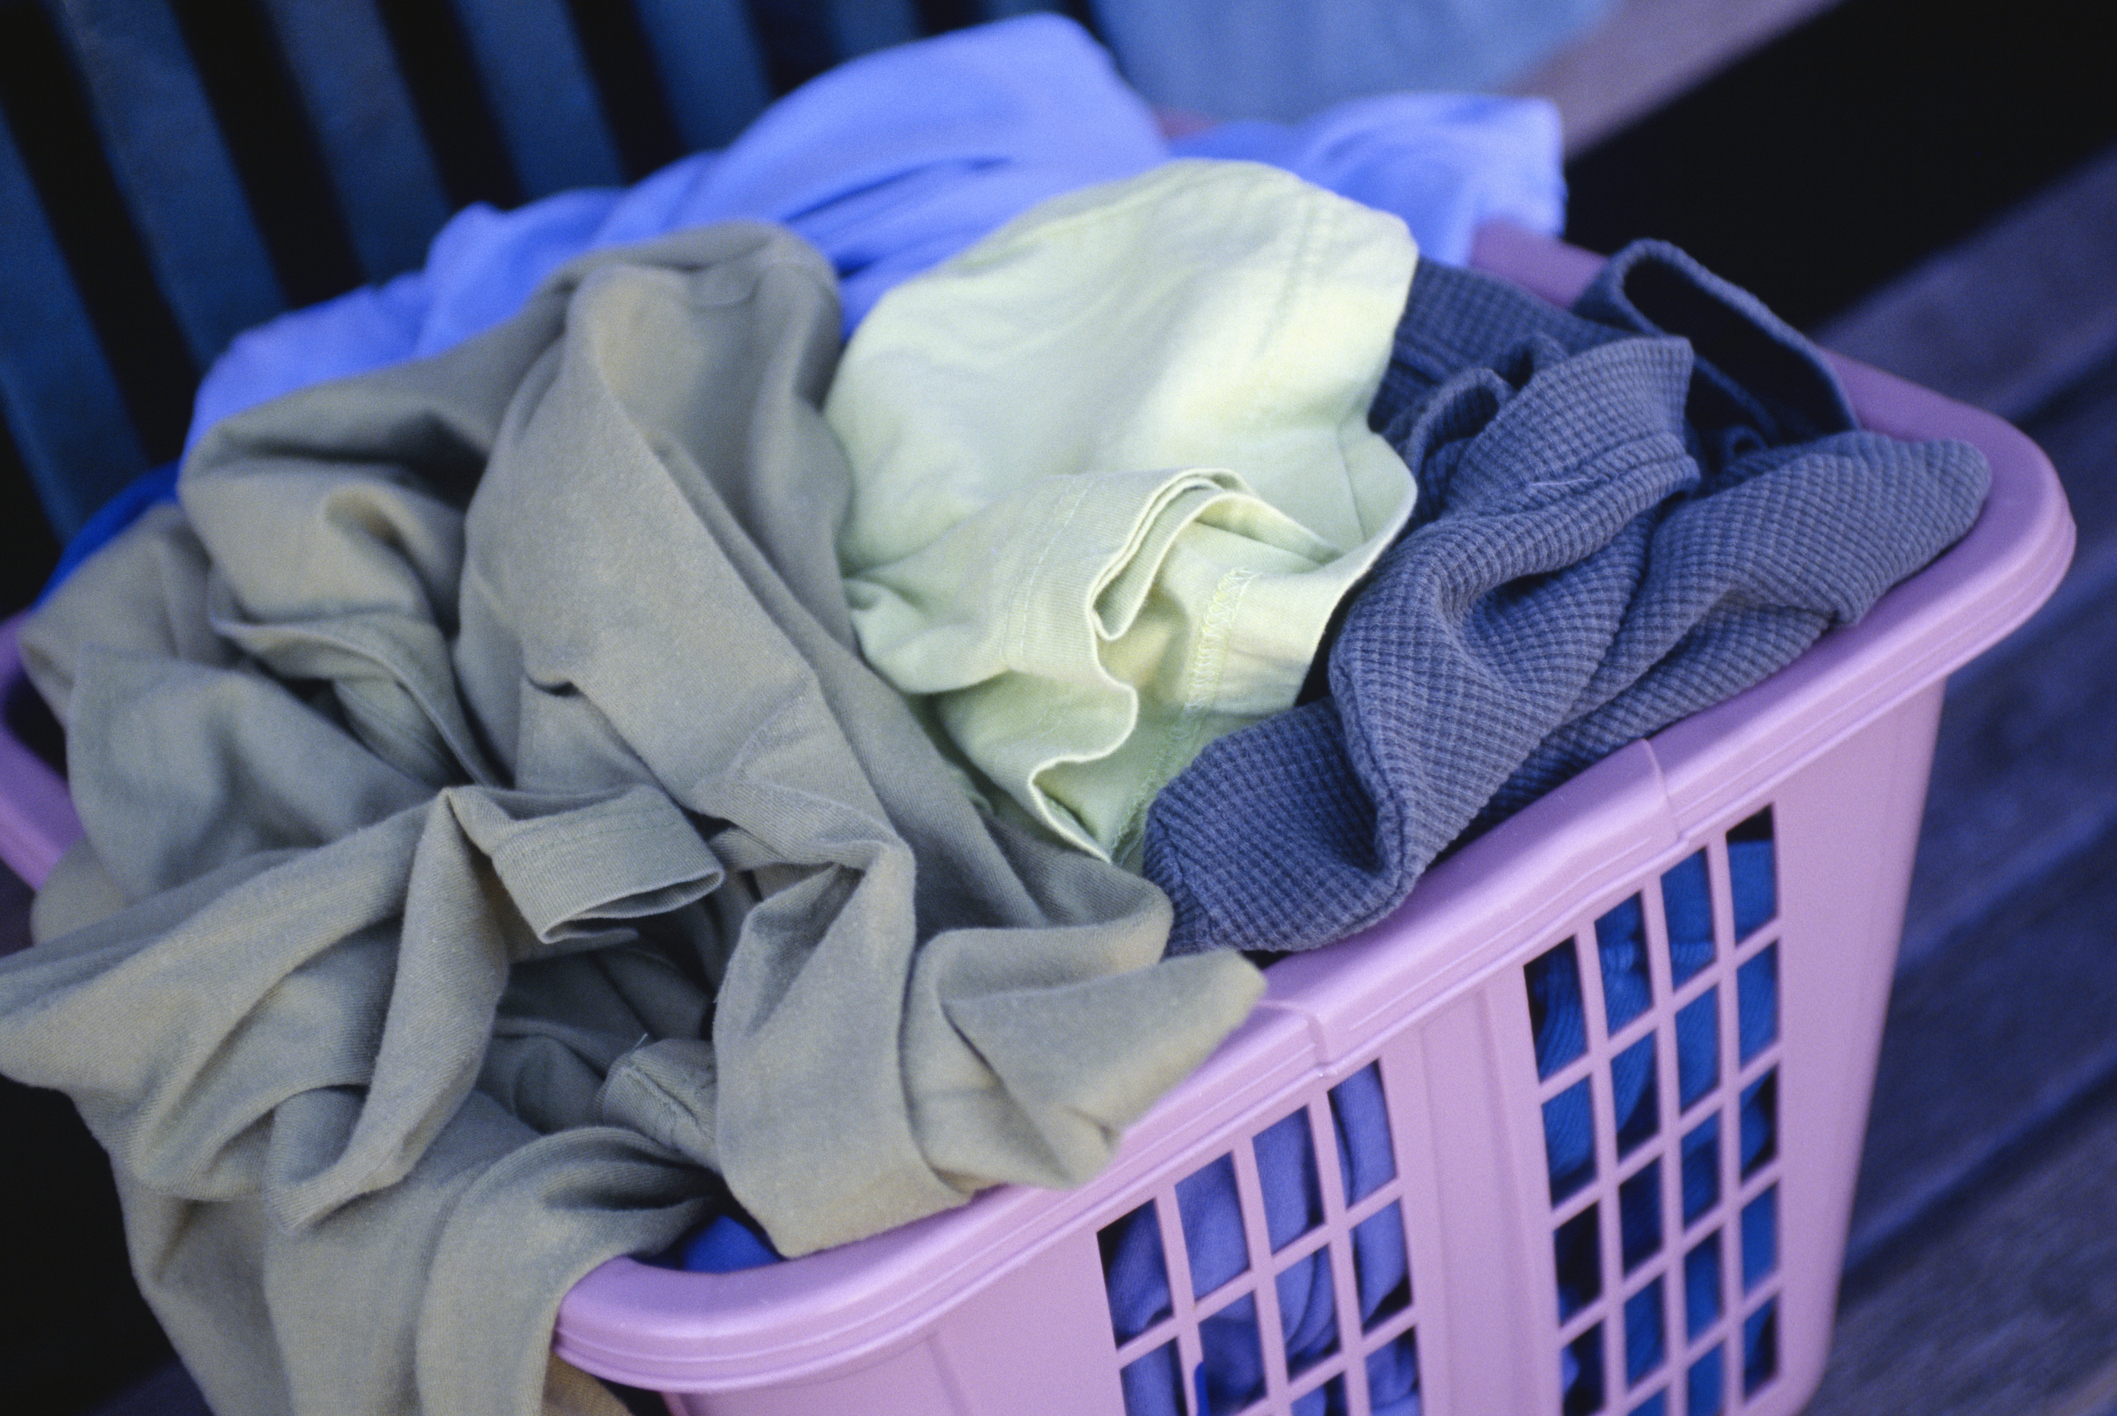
[
  {"xmin": 1143, "ymin": 242, "xmax": 1991, "ymax": 955},
  {"xmin": 829, "ymin": 161, "xmax": 1418, "ymax": 863},
  {"xmin": 0, "ymin": 223, "xmax": 1261, "ymax": 1416}
]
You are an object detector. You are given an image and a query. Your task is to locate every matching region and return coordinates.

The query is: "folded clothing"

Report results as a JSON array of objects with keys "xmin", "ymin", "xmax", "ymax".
[
  {"xmin": 829, "ymin": 160, "xmax": 1417, "ymax": 863},
  {"xmin": 1143, "ymin": 241, "xmax": 1990, "ymax": 956}
]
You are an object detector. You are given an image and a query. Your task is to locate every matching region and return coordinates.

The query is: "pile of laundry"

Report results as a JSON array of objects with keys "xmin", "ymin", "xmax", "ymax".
[{"xmin": 0, "ymin": 16, "xmax": 1986, "ymax": 1416}]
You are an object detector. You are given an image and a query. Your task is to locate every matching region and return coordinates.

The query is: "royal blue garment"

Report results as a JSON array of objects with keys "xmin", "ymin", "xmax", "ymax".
[
  {"xmin": 1105, "ymin": 1065, "xmax": 1415, "ymax": 1416},
  {"xmin": 675, "ymin": 1214, "xmax": 781, "ymax": 1273}
]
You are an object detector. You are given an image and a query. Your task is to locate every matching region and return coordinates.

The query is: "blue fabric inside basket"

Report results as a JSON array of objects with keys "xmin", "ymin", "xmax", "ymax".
[
  {"xmin": 663, "ymin": 842, "xmax": 1779, "ymax": 1412},
  {"xmin": 1104, "ymin": 1065, "xmax": 1420, "ymax": 1415}
]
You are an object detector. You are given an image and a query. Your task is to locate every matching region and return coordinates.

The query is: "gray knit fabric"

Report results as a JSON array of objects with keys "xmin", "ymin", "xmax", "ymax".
[{"xmin": 1145, "ymin": 242, "xmax": 1990, "ymax": 955}]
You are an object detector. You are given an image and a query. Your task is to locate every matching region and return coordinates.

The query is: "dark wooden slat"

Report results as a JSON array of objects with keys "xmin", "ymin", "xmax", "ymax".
[
  {"xmin": 1564, "ymin": 0, "xmax": 2117, "ymax": 330},
  {"xmin": 0, "ymin": 422, "xmax": 61, "ymax": 608},
  {"xmin": 0, "ymin": 1064, "xmax": 180, "ymax": 1411},
  {"xmin": 559, "ymin": 0, "xmax": 687, "ymax": 177},
  {"xmin": 46, "ymin": 0, "xmax": 283, "ymax": 364},
  {"xmin": 371, "ymin": 0, "xmax": 517, "ymax": 211},
  {"xmin": 164, "ymin": 0, "xmax": 362, "ymax": 308},
  {"xmin": 1816, "ymin": 146, "xmax": 2117, "ymax": 425},
  {"xmin": 1813, "ymin": 1073, "xmax": 2117, "ymax": 1416},
  {"xmin": 446, "ymin": 0, "xmax": 623, "ymax": 197},
  {"xmin": 1847, "ymin": 814, "xmax": 2117, "ymax": 1275},
  {"xmin": 972, "ymin": 0, "xmax": 1078, "ymax": 17},
  {"xmin": 909, "ymin": 0, "xmax": 981, "ymax": 31},
  {"xmin": 255, "ymin": 0, "xmax": 450, "ymax": 283},
  {"xmin": 0, "ymin": 0, "xmax": 195, "ymax": 464},
  {"xmin": 1894, "ymin": 347, "xmax": 2117, "ymax": 966},
  {"xmin": 824, "ymin": 0, "xmax": 920, "ymax": 57},
  {"xmin": 0, "ymin": 105, "xmax": 146, "ymax": 540},
  {"xmin": 629, "ymin": 0, "xmax": 772, "ymax": 151}
]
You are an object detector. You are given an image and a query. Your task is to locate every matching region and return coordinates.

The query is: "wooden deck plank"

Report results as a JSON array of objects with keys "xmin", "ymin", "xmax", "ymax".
[
  {"xmin": 1815, "ymin": 145, "xmax": 2117, "ymax": 424},
  {"xmin": 1505, "ymin": 0, "xmax": 1838, "ymax": 153},
  {"xmin": 1811, "ymin": 1073, "xmax": 2117, "ymax": 1415}
]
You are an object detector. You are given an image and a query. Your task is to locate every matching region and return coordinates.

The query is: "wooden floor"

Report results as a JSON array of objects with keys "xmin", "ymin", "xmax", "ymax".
[{"xmin": 1799, "ymin": 142, "xmax": 2117, "ymax": 1416}]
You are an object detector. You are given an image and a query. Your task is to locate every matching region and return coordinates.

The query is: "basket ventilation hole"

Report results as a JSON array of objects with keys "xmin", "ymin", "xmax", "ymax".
[
  {"xmin": 1527, "ymin": 938, "xmax": 1589, "ymax": 1078},
  {"xmin": 1681, "ymin": 1115, "xmax": 1720, "ymax": 1227},
  {"xmin": 1727, "ymin": 809, "xmax": 1777, "ymax": 940},
  {"xmin": 1254, "ymin": 1109, "xmax": 1323, "ymax": 1251},
  {"xmin": 1555, "ymin": 1203, "xmax": 1602, "ymax": 1321},
  {"xmin": 1100, "ymin": 1200, "xmax": 1172, "ymax": 1344},
  {"xmin": 1328, "ymin": 1063, "xmax": 1396, "ymax": 1204},
  {"xmin": 1612, "ymin": 1034, "xmax": 1660, "ymax": 1158},
  {"xmin": 1544, "ymin": 1079, "xmax": 1597, "ymax": 1204},
  {"xmin": 1276, "ymin": 1248, "xmax": 1339, "ymax": 1377},
  {"xmin": 1118, "ymin": 1339, "xmax": 1183, "ymax": 1416},
  {"xmin": 1619, "ymin": 1160, "xmax": 1663, "ymax": 1274},
  {"xmin": 1742, "ymin": 1299, "xmax": 1779, "ymax": 1396},
  {"xmin": 1625, "ymin": 1276, "xmax": 1667, "ymax": 1388},
  {"xmin": 1629, "ymin": 1391, "xmax": 1669, "ymax": 1416},
  {"xmin": 1177, "ymin": 1154, "xmax": 1249, "ymax": 1299},
  {"xmin": 1675, "ymin": 989, "xmax": 1719, "ymax": 1113},
  {"xmin": 1596, "ymin": 896, "xmax": 1652, "ymax": 1034},
  {"xmin": 1687, "ymin": 1344, "xmax": 1725, "ymax": 1416},
  {"xmin": 1352, "ymin": 1201, "xmax": 1412, "ymax": 1331},
  {"xmin": 1197, "ymin": 1292, "xmax": 1265, "ymax": 1415},
  {"xmin": 1684, "ymin": 1231, "xmax": 1723, "ymax": 1341},
  {"xmin": 1290, "ymin": 1375, "xmax": 1348, "ymax": 1416},
  {"xmin": 1737, "ymin": 944, "xmax": 1778, "ymax": 1065},
  {"xmin": 1742, "ymin": 1186, "xmax": 1778, "ymax": 1293},
  {"xmin": 1739, "ymin": 1070, "xmax": 1778, "ymax": 1179},
  {"xmin": 1563, "ymin": 1322, "xmax": 1606, "ymax": 1416},
  {"xmin": 1660, "ymin": 850, "xmax": 1715, "ymax": 987},
  {"xmin": 1366, "ymin": 1328, "xmax": 1420, "ymax": 1415}
]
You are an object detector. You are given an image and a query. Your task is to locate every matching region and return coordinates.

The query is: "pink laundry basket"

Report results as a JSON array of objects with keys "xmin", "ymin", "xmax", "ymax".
[{"xmin": 0, "ymin": 230, "xmax": 2075, "ymax": 1416}]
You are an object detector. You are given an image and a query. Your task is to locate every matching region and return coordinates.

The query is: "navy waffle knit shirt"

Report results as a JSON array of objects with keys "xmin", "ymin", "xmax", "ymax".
[{"xmin": 1143, "ymin": 241, "xmax": 1989, "ymax": 956}]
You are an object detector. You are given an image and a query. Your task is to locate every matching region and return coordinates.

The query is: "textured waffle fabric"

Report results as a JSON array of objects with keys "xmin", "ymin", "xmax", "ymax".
[
  {"xmin": 0, "ymin": 227, "xmax": 1263, "ymax": 1416},
  {"xmin": 1144, "ymin": 242, "xmax": 1991, "ymax": 955},
  {"xmin": 828, "ymin": 161, "xmax": 1418, "ymax": 863}
]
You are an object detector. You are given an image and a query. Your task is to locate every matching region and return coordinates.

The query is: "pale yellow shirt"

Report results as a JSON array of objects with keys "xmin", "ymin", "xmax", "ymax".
[{"xmin": 828, "ymin": 159, "xmax": 1419, "ymax": 862}]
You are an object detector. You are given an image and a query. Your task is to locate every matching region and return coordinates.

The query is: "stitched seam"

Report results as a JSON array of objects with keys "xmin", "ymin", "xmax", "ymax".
[{"xmin": 1113, "ymin": 565, "xmax": 1258, "ymax": 859}]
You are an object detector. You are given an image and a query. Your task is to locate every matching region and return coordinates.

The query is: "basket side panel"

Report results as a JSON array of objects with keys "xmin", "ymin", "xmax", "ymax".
[
  {"xmin": 661, "ymin": 1338, "xmax": 957, "ymax": 1416},
  {"xmin": 932, "ymin": 1233, "xmax": 1127, "ymax": 1416},
  {"xmin": 1747, "ymin": 683, "xmax": 1944, "ymax": 1412},
  {"xmin": 1418, "ymin": 992, "xmax": 1549, "ymax": 1415}
]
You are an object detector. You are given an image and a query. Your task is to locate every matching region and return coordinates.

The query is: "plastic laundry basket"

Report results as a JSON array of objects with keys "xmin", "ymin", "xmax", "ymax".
[{"xmin": 0, "ymin": 230, "xmax": 2075, "ymax": 1416}]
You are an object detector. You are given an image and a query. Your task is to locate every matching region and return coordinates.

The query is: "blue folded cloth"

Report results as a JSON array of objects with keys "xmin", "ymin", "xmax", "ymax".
[{"xmin": 1143, "ymin": 243, "xmax": 1989, "ymax": 959}]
